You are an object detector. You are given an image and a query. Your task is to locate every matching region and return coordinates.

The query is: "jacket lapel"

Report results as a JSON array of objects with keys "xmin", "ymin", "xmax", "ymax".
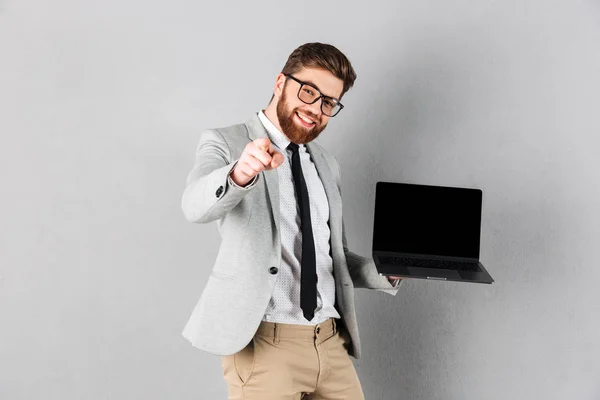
[{"xmin": 306, "ymin": 142, "xmax": 344, "ymax": 270}]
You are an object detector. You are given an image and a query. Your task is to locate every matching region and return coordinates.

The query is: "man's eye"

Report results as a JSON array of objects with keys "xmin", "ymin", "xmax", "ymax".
[
  {"xmin": 324, "ymin": 99, "xmax": 335, "ymax": 107},
  {"xmin": 303, "ymin": 88, "xmax": 314, "ymax": 96}
]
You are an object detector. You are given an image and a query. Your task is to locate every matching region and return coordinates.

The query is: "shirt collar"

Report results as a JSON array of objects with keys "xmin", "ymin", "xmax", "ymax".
[{"xmin": 257, "ymin": 110, "xmax": 297, "ymax": 152}]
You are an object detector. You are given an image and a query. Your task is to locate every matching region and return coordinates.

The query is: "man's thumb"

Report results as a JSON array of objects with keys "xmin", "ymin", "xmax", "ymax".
[{"xmin": 271, "ymin": 150, "xmax": 285, "ymax": 168}]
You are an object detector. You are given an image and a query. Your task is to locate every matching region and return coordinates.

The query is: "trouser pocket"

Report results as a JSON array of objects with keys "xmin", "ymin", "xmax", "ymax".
[{"xmin": 221, "ymin": 338, "xmax": 257, "ymax": 385}]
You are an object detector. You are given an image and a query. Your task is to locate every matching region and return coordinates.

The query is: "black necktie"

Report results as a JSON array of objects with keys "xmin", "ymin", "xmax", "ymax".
[{"xmin": 287, "ymin": 142, "xmax": 317, "ymax": 321}]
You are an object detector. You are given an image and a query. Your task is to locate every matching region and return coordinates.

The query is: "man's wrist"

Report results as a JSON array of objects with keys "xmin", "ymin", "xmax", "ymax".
[
  {"xmin": 228, "ymin": 173, "xmax": 257, "ymax": 188},
  {"xmin": 228, "ymin": 162, "xmax": 258, "ymax": 189}
]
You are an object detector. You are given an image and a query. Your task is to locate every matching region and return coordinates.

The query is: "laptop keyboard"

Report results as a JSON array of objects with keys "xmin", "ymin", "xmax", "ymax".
[{"xmin": 379, "ymin": 256, "xmax": 481, "ymax": 272}]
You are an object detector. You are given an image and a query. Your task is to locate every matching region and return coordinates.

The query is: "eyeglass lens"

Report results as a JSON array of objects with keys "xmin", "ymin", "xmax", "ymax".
[{"xmin": 297, "ymin": 85, "xmax": 341, "ymax": 117}]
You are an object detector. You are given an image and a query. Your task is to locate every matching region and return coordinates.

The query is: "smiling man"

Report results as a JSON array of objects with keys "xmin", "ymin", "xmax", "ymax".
[{"xmin": 181, "ymin": 42, "xmax": 403, "ymax": 400}]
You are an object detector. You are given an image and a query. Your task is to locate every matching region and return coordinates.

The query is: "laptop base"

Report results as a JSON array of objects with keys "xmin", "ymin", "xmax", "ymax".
[{"xmin": 375, "ymin": 256, "xmax": 494, "ymax": 284}]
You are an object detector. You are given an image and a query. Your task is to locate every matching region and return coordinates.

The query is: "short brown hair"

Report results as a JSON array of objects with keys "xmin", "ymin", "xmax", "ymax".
[{"xmin": 280, "ymin": 42, "xmax": 357, "ymax": 99}]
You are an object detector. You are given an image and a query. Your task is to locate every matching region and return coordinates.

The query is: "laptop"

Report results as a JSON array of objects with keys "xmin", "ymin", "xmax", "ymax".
[{"xmin": 372, "ymin": 181, "xmax": 494, "ymax": 284}]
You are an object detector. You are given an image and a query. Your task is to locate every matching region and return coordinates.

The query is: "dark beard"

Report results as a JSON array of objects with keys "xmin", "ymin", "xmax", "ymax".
[{"xmin": 276, "ymin": 89, "xmax": 327, "ymax": 145}]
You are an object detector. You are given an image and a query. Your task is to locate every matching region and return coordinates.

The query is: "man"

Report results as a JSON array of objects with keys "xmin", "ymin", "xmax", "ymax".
[{"xmin": 181, "ymin": 42, "xmax": 403, "ymax": 400}]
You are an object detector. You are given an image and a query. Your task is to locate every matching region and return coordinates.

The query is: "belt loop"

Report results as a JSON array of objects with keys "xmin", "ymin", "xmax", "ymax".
[{"xmin": 273, "ymin": 323, "xmax": 280, "ymax": 344}]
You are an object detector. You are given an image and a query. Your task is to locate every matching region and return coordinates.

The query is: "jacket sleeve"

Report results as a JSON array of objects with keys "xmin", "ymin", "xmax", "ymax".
[
  {"xmin": 333, "ymin": 155, "xmax": 403, "ymax": 296},
  {"xmin": 181, "ymin": 129, "xmax": 259, "ymax": 224}
]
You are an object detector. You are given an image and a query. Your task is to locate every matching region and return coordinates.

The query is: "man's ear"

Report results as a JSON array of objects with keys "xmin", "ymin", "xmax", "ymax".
[{"xmin": 274, "ymin": 73, "xmax": 287, "ymax": 97}]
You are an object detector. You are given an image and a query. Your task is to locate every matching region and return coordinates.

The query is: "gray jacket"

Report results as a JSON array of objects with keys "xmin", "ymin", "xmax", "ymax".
[{"xmin": 181, "ymin": 113, "xmax": 400, "ymax": 359}]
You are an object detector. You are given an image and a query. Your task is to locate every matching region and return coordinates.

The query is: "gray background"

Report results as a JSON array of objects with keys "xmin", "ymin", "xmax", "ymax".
[{"xmin": 1, "ymin": 0, "xmax": 599, "ymax": 399}]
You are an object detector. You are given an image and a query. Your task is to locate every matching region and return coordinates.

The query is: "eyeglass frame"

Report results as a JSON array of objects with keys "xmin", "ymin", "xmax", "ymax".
[{"xmin": 283, "ymin": 74, "xmax": 345, "ymax": 117}]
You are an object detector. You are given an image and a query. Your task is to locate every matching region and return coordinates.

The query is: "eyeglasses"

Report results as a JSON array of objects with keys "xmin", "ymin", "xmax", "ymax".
[{"xmin": 284, "ymin": 74, "xmax": 344, "ymax": 117}]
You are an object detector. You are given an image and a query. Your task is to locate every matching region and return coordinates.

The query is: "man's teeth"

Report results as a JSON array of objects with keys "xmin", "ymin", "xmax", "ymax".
[{"xmin": 297, "ymin": 112, "xmax": 314, "ymax": 124}]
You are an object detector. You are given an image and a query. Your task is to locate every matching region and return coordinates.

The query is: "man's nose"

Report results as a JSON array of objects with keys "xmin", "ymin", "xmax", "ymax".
[{"xmin": 304, "ymin": 99, "xmax": 322, "ymax": 118}]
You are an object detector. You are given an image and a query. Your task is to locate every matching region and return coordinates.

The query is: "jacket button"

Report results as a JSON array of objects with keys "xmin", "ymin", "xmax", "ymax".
[
  {"xmin": 269, "ymin": 267, "xmax": 278, "ymax": 275},
  {"xmin": 215, "ymin": 186, "xmax": 224, "ymax": 197}
]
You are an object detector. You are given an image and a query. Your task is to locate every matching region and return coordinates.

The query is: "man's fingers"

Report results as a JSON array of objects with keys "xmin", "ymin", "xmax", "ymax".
[
  {"xmin": 245, "ymin": 138, "xmax": 285, "ymax": 171},
  {"xmin": 254, "ymin": 138, "xmax": 273, "ymax": 154},
  {"xmin": 248, "ymin": 144, "xmax": 273, "ymax": 167},
  {"xmin": 249, "ymin": 139, "xmax": 274, "ymax": 165},
  {"xmin": 244, "ymin": 155, "xmax": 266, "ymax": 174}
]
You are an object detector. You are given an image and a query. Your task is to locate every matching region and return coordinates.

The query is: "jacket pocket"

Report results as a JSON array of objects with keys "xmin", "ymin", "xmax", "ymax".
[{"xmin": 211, "ymin": 270, "xmax": 238, "ymax": 283}]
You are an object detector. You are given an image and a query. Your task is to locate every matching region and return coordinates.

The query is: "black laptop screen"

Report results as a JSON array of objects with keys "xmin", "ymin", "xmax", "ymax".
[{"xmin": 372, "ymin": 182, "xmax": 482, "ymax": 259}]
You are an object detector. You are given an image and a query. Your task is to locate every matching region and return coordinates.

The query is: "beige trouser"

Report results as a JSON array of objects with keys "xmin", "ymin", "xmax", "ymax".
[{"xmin": 221, "ymin": 318, "xmax": 365, "ymax": 400}]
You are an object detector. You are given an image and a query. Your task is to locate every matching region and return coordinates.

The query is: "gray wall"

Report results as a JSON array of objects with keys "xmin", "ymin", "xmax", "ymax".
[{"xmin": 1, "ymin": 0, "xmax": 599, "ymax": 399}]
